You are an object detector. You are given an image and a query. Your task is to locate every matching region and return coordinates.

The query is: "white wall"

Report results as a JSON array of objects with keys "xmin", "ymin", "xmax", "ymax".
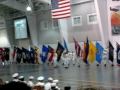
[
  {"xmin": 0, "ymin": 16, "xmax": 10, "ymax": 47},
  {"xmin": 68, "ymin": 0, "xmax": 101, "ymax": 42},
  {"xmin": 35, "ymin": 0, "xmax": 101, "ymax": 46}
]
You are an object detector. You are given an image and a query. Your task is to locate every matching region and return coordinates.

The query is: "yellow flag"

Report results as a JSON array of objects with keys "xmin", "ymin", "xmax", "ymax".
[
  {"xmin": 33, "ymin": 46, "xmax": 40, "ymax": 64},
  {"xmin": 88, "ymin": 41, "xmax": 96, "ymax": 63}
]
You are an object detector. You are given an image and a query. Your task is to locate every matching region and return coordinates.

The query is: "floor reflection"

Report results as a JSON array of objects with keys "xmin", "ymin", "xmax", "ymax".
[{"xmin": 0, "ymin": 64, "xmax": 120, "ymax": 89}]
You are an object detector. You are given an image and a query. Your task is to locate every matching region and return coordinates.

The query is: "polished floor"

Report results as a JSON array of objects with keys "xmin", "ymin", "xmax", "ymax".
[{"xmin": 0, "ymin": 62, "xmax": 120, "ymax": 90}]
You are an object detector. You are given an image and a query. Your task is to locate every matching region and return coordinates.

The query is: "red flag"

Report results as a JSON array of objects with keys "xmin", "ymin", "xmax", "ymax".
[
  {"xmin": 0, "ymin": 48, "xmax": 4, "ymax": 61},
  {"xmin": 12, "ymin": 47, "xmax": 17, "ymax": 59},
  {"xmin": 48, "ymin": 45, "xmax": 54, "ymax": 62},
  {"xmin": 73, "ymin": 38, "xmax": 81, "ymax": 57}
]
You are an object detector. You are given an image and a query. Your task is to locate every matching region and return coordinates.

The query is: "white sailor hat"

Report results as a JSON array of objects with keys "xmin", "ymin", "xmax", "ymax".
[
  {"xmin": 19, "ymin": 76, "xmax": 24, "ymax": 79},
  {"xmin": 51, "ymin": 83, "xmax": 56, "ymax": 87},
  {"xmin": 29, "ymin": 76, "xmax": 34, "ymax": 80},
  {"xmin": 48, "ymin": 77, "xmax": 53, "ymax": 81},
  {"xmin": 12, "ymin": 73, "xmax": 19, "ymax": 78},
  {"xmin": 5, "ymin": 81, "xmax": 9, "ymax": 84},
  {"xmin": 53, "ymin": 79, "xmax": 59, "ymax": 83},
  {"xmin": 37, "ymin": 76, "xmax": 44, "ymax": 81}
]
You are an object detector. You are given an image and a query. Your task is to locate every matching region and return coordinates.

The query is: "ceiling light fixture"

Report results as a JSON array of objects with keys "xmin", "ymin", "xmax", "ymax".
[{"xmin": 26, "ymin": 5, "xmax": 32, "ymax": 11}]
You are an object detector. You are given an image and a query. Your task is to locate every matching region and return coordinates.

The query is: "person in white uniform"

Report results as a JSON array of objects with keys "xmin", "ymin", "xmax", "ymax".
[
  {"xmin": 44, "ymin": 77, "xmax": 53, "ymax": 90},
  {"xmin": 27, "ymin": 76, "xmax": 34, "ymax": 87},
  {"xmin": 53, "ymin": 79, "xmax": 60, "ymax": 90},
  {"xmin": 71, "ymin": 51, "xmax": 76, "ymax": 66},
  {"xmin": 53, "ymin": 53, "xmax": 58, "ymax": 68},
  {"xmin": 64, "ymin": 53, "xmax": 70, "ymax": 68},
  {"xmin": 12, "ymin": 73, "xmax": 19, "ymax": 82},
  {"xmin": 35, "ymin": 76, "xmax": 45, "ymax": 87},
  {"xmin": 19, "ymin": 76, "xmax": 27, "ymax": 83},
  {"xmin": 61, "ymin": 52, "xmax": 66, "ymax": 65},
  {"xmin": 102, "ymin": 48, "xmax": 108, "ymax": 67}
]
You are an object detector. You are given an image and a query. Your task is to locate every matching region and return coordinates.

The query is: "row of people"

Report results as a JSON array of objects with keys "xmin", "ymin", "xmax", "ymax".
[
  {"xmin": 0, "ymin": 48, "xmax": 111, "ymax": 68},
  {"xmin": 60, "ymin": 49, "xmax": 109, "ymax": 68},
  {"xmin": 8, "ymin": 73, "xmax": 60, "ymax": 90}
]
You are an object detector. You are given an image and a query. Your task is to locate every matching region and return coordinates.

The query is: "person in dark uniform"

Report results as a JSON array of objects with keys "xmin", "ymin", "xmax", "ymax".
[
  {"xmin": 4, "ymin": 48, "xmax": 10, "ymax": 64},
  {"xmin": 64, "ymin": 86, "xmax": 71, "ymax": 90},
  {"xmin": 22, "ymin": 48, "xmax": 27, "ymax": 63},
  {"xmin": 30, "ymin": 50, "xmax": 35, "ymax": 64},
  {"xmin": 16, "ymin": 48, "xmax": 22, "ymax": 64},
  {"xmin": 1, "ymin": 48, "xmax": 5, "ymax": 66},
  {"xmin": 26, "ymin": 51, "xmax": 30, "ymax": 63}
]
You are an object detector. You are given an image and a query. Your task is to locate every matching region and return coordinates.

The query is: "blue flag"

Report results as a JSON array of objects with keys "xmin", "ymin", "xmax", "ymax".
[
  {"xmin": 96, "ymin": 42, "xmax": 104, "ymax": 64},
  {"xmin": 41, "ymin": 45, "xmax": 49, "ymax": 63},
  {"xmin": 63, "ymin": 39, "xmax": 68, "ymax": 52}
]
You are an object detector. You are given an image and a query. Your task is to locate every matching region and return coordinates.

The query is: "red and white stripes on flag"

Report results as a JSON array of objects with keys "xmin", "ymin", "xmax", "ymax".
[{"xmin": 51, "ymin": 0, "xmax": 71, "ymax": 19}]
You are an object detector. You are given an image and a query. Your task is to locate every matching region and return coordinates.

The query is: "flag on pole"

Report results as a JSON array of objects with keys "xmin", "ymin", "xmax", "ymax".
[
  {"xmin": 116, "ymin": 42, "xmax": 120, "ymax": 65},
  {"xmin": 48, "ymin": 45, "xmax": 54, "ymax": 62},
  {"xmin": 12, "ymin": 46, "xmax": 17, "ymax": 60},
  {"xmin": 83, "ymin": 37, "xmax": 89, "ymax": 64},
  {"xmin": 51, "ymin": 0, "xmax": 71, "ymax": 19},
  {"xmin": 41, "ymin": 45, "xmax": 49, "ymax": 63},
  {"xmin": 63, "ymin": 38, "xmax": 68, "ymax": 52},
  {"xmin": 29, "ymin": 47, "xmax": 35, "ymax": 64},
  {"xmin": 109, "ymin": 41, "xmax": 114, "ymax": 62},
  {"xmin": 96, "ymin": 42, "xmax": 104, "ymax": 64},
  {"xmin": 56, "ymin": 42, "xmax": 64, "ymax": 61},
  {"xmin": 88, "ymin": 41, "xmax": 96, "ymax": 63},
  {"xmin": 73, "ymin": 37, "xmax": 78, "ymax": 55},
  {"xmin": 73, "ymin": 38, "xmax": 81, "ymax": 57}
]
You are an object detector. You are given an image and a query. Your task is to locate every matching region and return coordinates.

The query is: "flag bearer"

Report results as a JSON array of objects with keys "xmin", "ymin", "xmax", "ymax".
[
  {"xmin": 64, "ymin": 53, "xmax": 69, "ymax": 68},
  {"xmin": 53, "ymin": 53, "xmax": 58, "ymax": 67},
  {"xmin": 103, "ymin": 49, "xmax": 108, "ymax": 67},
  {"xmin": 71, "ymin": 51, "xmax": 76, "ymax": 66}
]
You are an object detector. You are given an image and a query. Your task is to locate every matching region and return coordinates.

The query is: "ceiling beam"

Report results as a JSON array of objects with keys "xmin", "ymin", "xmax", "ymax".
[
  {"xmin": 0, "ymin": 0, "xmax": 27, "ymax": 12},
  {"xmin": 37, "ymin": 0, "xmax": 51, "ymax": 4}
]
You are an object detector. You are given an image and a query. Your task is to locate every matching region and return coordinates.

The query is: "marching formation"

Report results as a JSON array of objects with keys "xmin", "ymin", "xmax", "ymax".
[
  {"xmin": 0, "ymin": 37, "xmax": 120, "ymax": 67},
  {"xmin": 0, "ymin": 73, "xmax": 61, "ymax": 90}
]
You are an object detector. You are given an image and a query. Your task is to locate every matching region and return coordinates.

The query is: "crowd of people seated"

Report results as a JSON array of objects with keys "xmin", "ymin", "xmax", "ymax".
[{"xmin": 0, "ymin": 73, "xmax": 71, "ymax": 90}]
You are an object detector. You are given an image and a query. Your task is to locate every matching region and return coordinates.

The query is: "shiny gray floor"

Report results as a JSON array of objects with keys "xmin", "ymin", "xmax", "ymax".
[{"xmin": 0, "ymin": 63, "xmax": 120, "ymax": 90}]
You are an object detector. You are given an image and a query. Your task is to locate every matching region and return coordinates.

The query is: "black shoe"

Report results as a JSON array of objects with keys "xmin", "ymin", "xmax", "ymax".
[
  {"xmin": 111, "ymin": 64, "xmax": 114, "ymax": 67},
  {"xmin": 96, "ymin": 64, "xmax": 99, "ymax": 67},
  {"xmin": 104, "ymin": 64, "xmax": 106, "ymax": 67}
]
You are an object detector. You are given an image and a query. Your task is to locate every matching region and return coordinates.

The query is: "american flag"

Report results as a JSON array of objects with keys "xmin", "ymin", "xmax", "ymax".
[{"xmin": 51, "ymin": 0, "xmax": 71, "ymax": 19}]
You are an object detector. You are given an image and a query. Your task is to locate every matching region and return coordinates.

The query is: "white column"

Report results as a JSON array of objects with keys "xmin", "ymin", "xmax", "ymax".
[
  {"xmin": 26, "ymin": 14, "xmax": 38, "ymax": 46},
  {"xmin": 0, "ymin": 16, "xmax": 10, "ymax": 47},
  {"xmin": 94, "ymin": 0, "xmax": 109, "ymax": 48},
  {"xmin": 58, "ymin": 19, "xmax": 69, "ymax": 48}
]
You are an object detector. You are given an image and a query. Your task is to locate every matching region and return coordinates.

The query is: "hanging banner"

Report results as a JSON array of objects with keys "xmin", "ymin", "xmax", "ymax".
[{"xmin": 109, "ymin": 0, "xmax": 120, "ymax": 35}]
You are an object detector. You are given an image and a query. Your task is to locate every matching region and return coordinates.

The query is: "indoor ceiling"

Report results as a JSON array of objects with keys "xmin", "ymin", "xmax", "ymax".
[
  {"xmin": 0, "ymin": 0, "xmax": 51, "ymax": 19},
  {"xmin": 15, "ymin": 0, "xmax": 50, "ymax": 11}
]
